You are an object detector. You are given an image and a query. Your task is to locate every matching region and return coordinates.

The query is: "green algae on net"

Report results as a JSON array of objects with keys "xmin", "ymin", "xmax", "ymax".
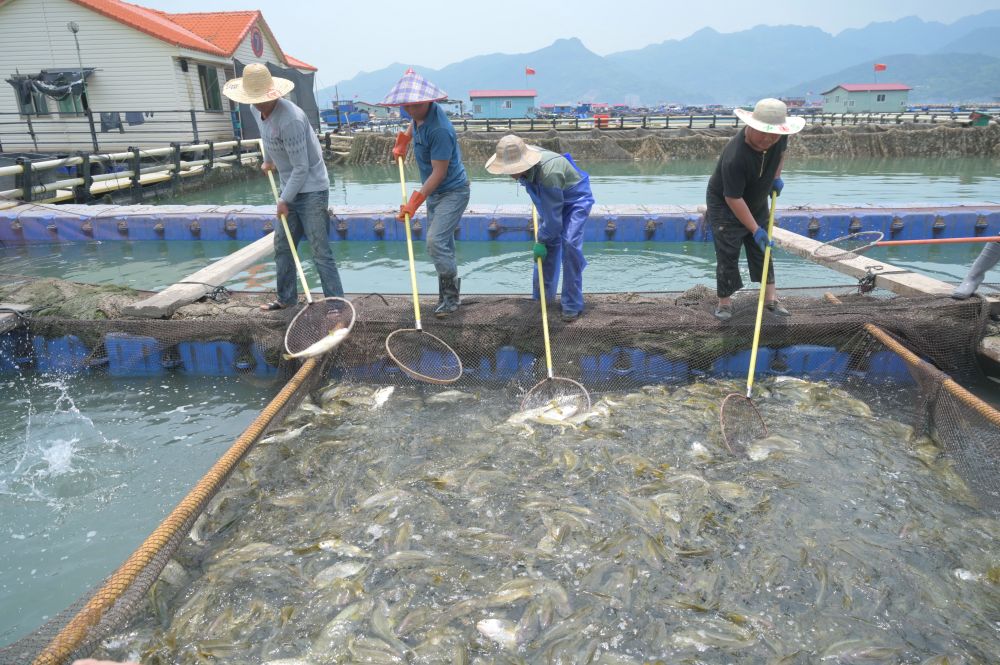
[{"xmin": 91, "ymin": 379, "xmax": 999, "ymax": 664}]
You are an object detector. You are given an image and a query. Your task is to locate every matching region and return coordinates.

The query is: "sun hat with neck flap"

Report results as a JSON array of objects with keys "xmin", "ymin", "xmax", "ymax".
[
  {"xmin": 222, "ymin": 63, "xmax": 294, "ymax": 104},
  {"xmin": 734, "ymin": 98, "xmax": 805, "ymax": 135}
]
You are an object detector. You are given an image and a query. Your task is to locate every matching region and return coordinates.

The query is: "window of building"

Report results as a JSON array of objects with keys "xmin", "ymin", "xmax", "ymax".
[
  {"xmin": 834, "ymin": 95, "xmax": 840, "ymax": 103},
  {"xmin": 502, "ymin": 100, "xmax": 513, "ymax": 109},
  {"xmin": 198, "ymin": 64, "xmax": 222, "ymax": 112},
  {"xmin": 876, "ymin": 93, "xmax": 886, "ymax": 103},
  {"xmin": 17, "ymin": 90, "xmax": 50, "ymax": 116},
  {"xmin": 848, "ymin": 99, "xmax": 855, "ymax": 107},
  {"xmin": 57, "ymin": 91, "xmax": 88, "ymax": 115},
  {"xmin": 474, "ymin": 104, "xmax": 482, "ymax": 114}
]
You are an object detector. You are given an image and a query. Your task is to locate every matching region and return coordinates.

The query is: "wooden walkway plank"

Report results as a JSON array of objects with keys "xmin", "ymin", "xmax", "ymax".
[{"xmin": 122, "ymin": 233, "xmax": 275, "ymax": 318}]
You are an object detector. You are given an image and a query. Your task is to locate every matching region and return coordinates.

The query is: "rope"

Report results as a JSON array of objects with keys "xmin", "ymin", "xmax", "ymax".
[
  {"xmin": 32, "ymin": 356, "xmax": 320, "ymax": 665},
  {"xmin": 863, "ymin": 323, "xmax": 1000, "ymax": 428},
  {"xmin": 174, "ymin": 281, "xmax": 231, "ymax": 303}
]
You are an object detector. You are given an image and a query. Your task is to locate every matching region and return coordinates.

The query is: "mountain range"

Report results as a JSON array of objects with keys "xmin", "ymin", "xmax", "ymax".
[{"xmin": 318, "ymin": 11, "xmax": 1000, "ymax": 107}]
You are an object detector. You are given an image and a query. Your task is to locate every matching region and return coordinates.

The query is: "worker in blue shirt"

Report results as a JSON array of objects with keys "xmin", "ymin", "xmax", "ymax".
[
  {"xmin": 382, "ymin": 69, "xmax": 470, "ymax": 318},
  {"xmin": 486, "ymin": 135, "xmax": 594, "ymax": 322}
]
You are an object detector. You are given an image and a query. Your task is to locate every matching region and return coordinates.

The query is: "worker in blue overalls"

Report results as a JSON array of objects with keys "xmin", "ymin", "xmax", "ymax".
[{"xmin": 486, "ymin": 135, "xmax": 595, "ymax": 322}]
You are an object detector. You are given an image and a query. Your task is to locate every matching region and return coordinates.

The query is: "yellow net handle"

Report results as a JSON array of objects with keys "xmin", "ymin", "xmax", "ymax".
[
  {"xmin": 397, "ymin": 157, "xmax": 422, "ymax": 331},
  {"xmin": 746, "ymin": 191, "xmax": 777, "ymax": 397},
  {"xmin": 33, "ymin": 358, "xmax": 321, "ymax": 665},
  {"xmin": 531, "ymin": 206, "xmax": 554, "ymax": 379}
]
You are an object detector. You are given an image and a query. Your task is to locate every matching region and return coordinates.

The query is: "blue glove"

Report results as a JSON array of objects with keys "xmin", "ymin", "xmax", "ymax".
[
  {"xmin": 771, "ymin": 176, "xmax": 784, "ymax": 197},
  {"xmin": 532, "ymin": 242, "xmax": 548, "ymax": 260},
  {"xmin": 753, "ymin": 227, "xmax": 771, "ymax": 252}
]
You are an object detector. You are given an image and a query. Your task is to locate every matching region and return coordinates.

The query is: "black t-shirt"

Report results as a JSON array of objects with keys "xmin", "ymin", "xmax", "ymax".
[{"xmin": 706, "ymin": 128, "xmax": 787, "ymax": 226}]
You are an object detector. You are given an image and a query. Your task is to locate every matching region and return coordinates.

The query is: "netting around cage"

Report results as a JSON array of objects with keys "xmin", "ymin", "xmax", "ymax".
[{"xmin": 2, "ymin": 284, "xmax": 998, "ymax": 664}]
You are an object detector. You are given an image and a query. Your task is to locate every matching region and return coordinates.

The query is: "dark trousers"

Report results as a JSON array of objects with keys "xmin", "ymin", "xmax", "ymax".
[
  {"xmin": 713, "ymin": 221, "xmax": 774, "ymax": 299},
  {"xmin": 273, "ymin": 190, "xmax": 344, "ymax": 304}
]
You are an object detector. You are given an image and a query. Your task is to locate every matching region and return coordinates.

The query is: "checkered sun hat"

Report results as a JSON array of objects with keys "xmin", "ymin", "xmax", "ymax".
[{"xmin": 380, "ymin": 68, "xmax": 447, "ymax": 106}]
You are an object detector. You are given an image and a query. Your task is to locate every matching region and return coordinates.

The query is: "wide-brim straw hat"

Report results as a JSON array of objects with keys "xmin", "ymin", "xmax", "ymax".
[
  {"xmin": 485, "ymin": 135, "xmax": 542, "ymax": 175},
  {"xmin": 380, "ymin": 68, "xmax": 447, "ymax": 106},
  {"xmin": 222, "ymin": 63, "xmax": 294, "ymax": 104},
  {"xmin": 734, "ymin": 98, "xmax": 805, "ymax": 135}
]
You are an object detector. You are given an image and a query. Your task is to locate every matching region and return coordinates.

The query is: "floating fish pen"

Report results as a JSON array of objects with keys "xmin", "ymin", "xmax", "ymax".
[{"xmin": 1, "ymin": 205, "xmax": 999, "ymax": 664}]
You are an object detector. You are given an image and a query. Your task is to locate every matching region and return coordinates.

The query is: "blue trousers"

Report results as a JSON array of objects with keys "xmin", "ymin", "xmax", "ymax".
[
  {"xmin": 425, "ymin": 182, "xmax": 470, "ymax": 278},
  {"xmin": 273, "ymin": 190, "xmax": 344, "ymax": 304},
  {"xmin": 532, "ymin": 200, "xmax": 591, "ymax": 314}
]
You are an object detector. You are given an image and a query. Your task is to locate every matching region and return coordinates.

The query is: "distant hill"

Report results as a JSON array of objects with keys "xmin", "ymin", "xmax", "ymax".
[
  {"xmin": 317, "ymin": 10, "xmax": 1000, "ymax": 107},
  {"xmin": 783, "ymin": 53, "xmax": 1000, "ymax": 104}
]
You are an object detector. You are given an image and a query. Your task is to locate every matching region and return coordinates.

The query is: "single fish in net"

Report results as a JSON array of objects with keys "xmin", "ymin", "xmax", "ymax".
[{"xmin": 284, "ymin": 297, "xmax": 356, "ymax": 359}]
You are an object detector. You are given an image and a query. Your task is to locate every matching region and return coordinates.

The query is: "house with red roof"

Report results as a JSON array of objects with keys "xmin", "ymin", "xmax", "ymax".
[
  {"xmin": 820, "ymin": 83, "xmax": 911, "ymax": 114},
  {"xmin": 0, "ymin": 0, "xmax": 318, "ymax": 152}
]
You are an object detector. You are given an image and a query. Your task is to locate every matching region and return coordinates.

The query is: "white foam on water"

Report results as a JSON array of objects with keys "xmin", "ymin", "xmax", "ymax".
[{"xmin": 39, "ymin": 438, "xmax": 78, "ymax": 477}]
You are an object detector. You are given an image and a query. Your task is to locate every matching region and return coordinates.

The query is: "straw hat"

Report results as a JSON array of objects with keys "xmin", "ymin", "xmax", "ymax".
[
  {"xmin": 734, "ymin": 98, "xmax": 805, "ymax": 135},
  {"xmin": 222, "ymin": 63, "xmax": 294, "ymax": 104},
  {"xmin": 380, "ymin": 68, "xmax": 447, "ymax": 106},
  {"xmin": 485, "ymin": 135, "xmax": 542, "ymax": 175}
]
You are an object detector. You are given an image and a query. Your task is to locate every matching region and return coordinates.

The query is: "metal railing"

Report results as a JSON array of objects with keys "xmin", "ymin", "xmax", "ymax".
[
  {"xmin": 0, "ymin": 138, "xmax": 262, "ymax": 204},
  {"xmin": 445, "ymin": 111, "xmax": 984, "ymax": 133},
  {"xmin": 0, "ymin": 108, "xmax": 237, "ymax": 153}
]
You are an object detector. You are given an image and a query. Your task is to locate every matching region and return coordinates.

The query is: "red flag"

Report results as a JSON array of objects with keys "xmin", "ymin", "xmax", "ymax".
[
  {"xmin": 525, "ymin": 67, "xmax": 536, "ymax": 75},
  {"xmin": 874, "ymin": 63, "xmax": 887, "ymax": 72}
]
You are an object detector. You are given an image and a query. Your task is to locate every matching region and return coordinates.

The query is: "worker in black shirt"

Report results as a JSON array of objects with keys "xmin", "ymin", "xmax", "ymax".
[{"xmin": 706, "ymin": 98, "xmax": 804, "ymax": 321}]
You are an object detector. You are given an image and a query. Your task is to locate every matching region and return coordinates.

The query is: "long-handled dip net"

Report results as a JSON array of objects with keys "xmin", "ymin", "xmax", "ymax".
[
  {"xmin": 384, "ymin": 157, "xmax": 462, "ymax": 384},
  {"xmin": 719, "ymin": 192, "xmax": 776, "ymax": 455},
  {"xmin": 813, "ymin": 232, "xmax": 1000, "ymax": 263},
  {"xmin": 262, "ymin": 145, "xmax": 355, "ymax": 359},
  {"xmin": 520, "ymin": 205, "xmax": 591, "ymax": 414}
]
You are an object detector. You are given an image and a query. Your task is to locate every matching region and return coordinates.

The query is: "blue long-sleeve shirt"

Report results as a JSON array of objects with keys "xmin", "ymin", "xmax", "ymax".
[{"xmin": 253, "ymin": 99, "xmax": 329, "ymax": 203}]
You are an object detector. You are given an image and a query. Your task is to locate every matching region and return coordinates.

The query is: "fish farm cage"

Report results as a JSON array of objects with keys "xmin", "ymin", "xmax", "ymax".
[{"xmin": 0, "ymin": 278, "xmax": 998, "ymax": 663}]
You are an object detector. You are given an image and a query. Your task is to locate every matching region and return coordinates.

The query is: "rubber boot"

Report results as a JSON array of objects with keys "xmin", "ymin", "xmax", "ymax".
[
  {"xmin": 434, "ymin": 275, "xmax": 460, "ymax": 318},
  {"xmin": 952, "ymin": 242, "xmax": 1000, "ymax": 299}
]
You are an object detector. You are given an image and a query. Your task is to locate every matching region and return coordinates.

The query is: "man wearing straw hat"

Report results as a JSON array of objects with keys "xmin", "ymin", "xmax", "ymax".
[
  {"xmin": 382, "ymin": 69, "xmax": 470, "ymax": 318},
  {"xmin": 222, "ymin": 63, "xmax": 344, "ymax": 311},
  {"xmin": 707, "ymin": 98, "xmax": 803, "ymax": 321},
  {"xmin": 485, "ymin": 135, "xmax": 594, "ymax": 322}
]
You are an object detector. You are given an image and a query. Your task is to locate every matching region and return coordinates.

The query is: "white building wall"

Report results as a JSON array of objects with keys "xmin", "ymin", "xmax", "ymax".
[
  {"xmin": 0, "ymin": 0, "xmax": 235, "ymax": 152},
  {"xmin": 232, "ymin": 22, "xmax": 284, "ymax": 67}
]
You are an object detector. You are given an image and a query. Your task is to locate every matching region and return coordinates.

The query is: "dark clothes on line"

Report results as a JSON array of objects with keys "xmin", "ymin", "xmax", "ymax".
[
  {"xmin": 706, "ymin": 128, "xmax": 787, "ymax": 298},
  {"xmin": 100, "ymin": 112, "xmax": 122, "ymax": 133}
]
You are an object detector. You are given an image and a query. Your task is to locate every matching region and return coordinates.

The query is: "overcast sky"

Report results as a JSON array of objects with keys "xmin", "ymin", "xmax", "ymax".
[{"xmin": 140, "ymin": 0, "xmax": 999, "ymax": 87}]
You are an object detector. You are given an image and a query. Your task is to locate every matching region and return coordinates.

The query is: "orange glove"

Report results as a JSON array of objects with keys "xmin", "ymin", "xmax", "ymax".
[
  {"xmin": 392, "ymin": 131, "xmax": 411, "ymax": 160},
  {"xmin": 397, "ymin": 191, "xmax": 426, "ymax": 221}
]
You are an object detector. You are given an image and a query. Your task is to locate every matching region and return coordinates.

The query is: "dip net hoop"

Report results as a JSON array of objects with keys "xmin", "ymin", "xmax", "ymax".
[
  {"xmin": 812, "ymin": 231, "xmax": 885, "ymax": 263},
  {"xmin": 284, "ymin": 297, "xmax": 356, "ymax": 358}
]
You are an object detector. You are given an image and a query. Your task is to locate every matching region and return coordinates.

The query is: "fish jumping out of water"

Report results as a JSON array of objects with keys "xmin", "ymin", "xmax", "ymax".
[{"xmin": 283, "ymin": 327, "xmax": 350, "ymax": 360}]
